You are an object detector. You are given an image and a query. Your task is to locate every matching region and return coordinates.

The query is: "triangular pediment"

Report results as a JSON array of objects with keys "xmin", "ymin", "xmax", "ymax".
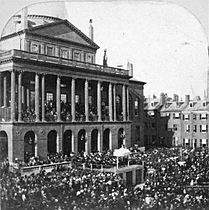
[{"xmin": 29, "ymin": 20, "xmax": 99, "ymax": 49}]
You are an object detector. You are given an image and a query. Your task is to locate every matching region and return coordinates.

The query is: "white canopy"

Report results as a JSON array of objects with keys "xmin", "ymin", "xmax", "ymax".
[{"xmin": 113, "ymin": 147, "xmax": 131, "ymax": 157}]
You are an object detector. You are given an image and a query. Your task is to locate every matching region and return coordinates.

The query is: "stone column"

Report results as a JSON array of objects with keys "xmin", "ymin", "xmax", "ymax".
[
  {"xmin": 56, "ymin": 135, "xmax": 60, "ymax": 153},
  {"xmin": 97, "ymin": 131, "xmax": 102, "ymax": 152},
  {"xmin": 108, "ymin": 82, "xmax": 113, "ymax": 121},
  {"xmin": 56, "ymin": 75, "xmax": 61, "ymax": 122},
  {"xmin": 85, "ymin": 133, "xmax": 88, "ymax": 155},
  {"xmin": 22, "ymin": 86, "xmax": 25, "ymax": 110},
  {"xmin": 0, "ymin": 73, "xmax": 2, "ymax": 107},
  {"xmin": 3, "ymin": 75, "xmax": 7, "ymax": 107},
  {"xmin": 41, "ymin": 74, "xmax": 45, "ymax": 121},
  {"xmin": 10, "ymin": 71, "xmax": 16, "ymax": 121},
  {"xmin": 126, "ymin": 86, "xmax": 130, "ymax": 121},
  {"xmin": 109, "ymin": 132, "xmax": 112, "ymax": 150},
  {"xmin": 122, "ymin": 84, "xmax": 126, "ymax": 121},
  {"xmin": 71, "ymin": 132, "xmax": 75, "ymax": 153},
  {"xmin": 18, "ymin": 71, "xmax": 22, "ymax": 121},
  {"xmin": 113, "ymin": 84, "xmax": 116, "ymax": 121},
  {"xmin": 35, "ymin": 73, "xmax": 40, "ymax": 122},
  {"xmin": 85, "ymin": 79, "xmax": 89, "ymax": 121},
  {"xmin": 26, "ymin": 88, "xmax": 30, "ymax": 109},
  {"xmin": 97, "ymin": 80, "xmax": 101, "ymax": 121},
  {"xmin": 71, "ymin": 78, "xmax": 75, "ymax": 122}
]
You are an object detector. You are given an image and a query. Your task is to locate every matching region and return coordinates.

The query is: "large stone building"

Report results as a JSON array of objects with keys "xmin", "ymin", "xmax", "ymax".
[
  {"xmin": 0, "ymin": 7, "xmax": 145, "ymax": 163},
  {"xmin": 144, "ymin": 93, "xmax": 209, "ymax": 149}
]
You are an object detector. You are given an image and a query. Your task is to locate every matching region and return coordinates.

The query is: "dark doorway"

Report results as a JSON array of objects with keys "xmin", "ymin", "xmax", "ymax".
[
  {"xmin": 24, "ymin": 131, "xmax": 35, "ymax": 163},
  {"xmin": 63, "ymin": 130, "xmax": 72, "ymax": 155},
  {"xmin": 91, "ymin": 129, "xmax": 98, "ymax": 153},
  {"xmin": 103, "ymin": 129, "xmax": 110, "ymax": 151},
  {"xmin": 47, "ymin": 130, "xmax": 57, "ymax": 155},
  {"xmin": 0, "ymin": 131, "xmax": 8, "ymax": 161},
  {"xmin": 78, "ymin": 129, "xmax": 86, "ymax": 153}
]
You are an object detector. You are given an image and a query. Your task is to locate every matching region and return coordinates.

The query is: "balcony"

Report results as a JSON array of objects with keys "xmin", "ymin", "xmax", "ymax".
[{"xmin": 0, "ymin": 50, "xmax": 132, "ymax": 77}]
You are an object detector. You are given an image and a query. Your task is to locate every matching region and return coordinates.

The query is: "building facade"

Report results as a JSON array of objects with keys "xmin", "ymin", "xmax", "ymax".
[
  {"xmin": 0, "ymin": 8, "xmax": 145, "ymax": 162},
  {"xmin": 144, "ymin": 93, "xmax": 209, "ymax": 150}
]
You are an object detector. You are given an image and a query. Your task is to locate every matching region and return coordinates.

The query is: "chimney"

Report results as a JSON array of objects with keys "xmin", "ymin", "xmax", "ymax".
[
  {"xmin": 103, "ymin": 49, "xmax": 107, "ymax": 66},
  {"xmin": 127, "ymin": 61, "xmax": 133, "ymax": 77},
  {"xmin": 185, "ymin": 95, "xmax": 190, "ymax": 105},
  {"xmin": 89, "ymin": 19, "xmax": 94, "ymax": 41},
  {"xmin": 21, "ymin": 6, "xmax": 28, "ymax": 30},
  {"xmin": 160, "ymin": 92, "xmax": 165, "ymax": 105},
  {"xmin": 173, "ymin": 94, "xmax": 179, "ymax": 103}
]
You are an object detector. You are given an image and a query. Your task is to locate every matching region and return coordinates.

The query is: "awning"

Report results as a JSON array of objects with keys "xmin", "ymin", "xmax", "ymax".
[{"xmin": 113, "ymin": 147, "xmax": 131, "ymax": 157}]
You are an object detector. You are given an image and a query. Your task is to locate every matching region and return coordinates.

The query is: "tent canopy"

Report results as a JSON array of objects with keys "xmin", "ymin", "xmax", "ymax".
[{"xmin": 113, "ymin": 147, "xmax": 131, "ymax": 157}]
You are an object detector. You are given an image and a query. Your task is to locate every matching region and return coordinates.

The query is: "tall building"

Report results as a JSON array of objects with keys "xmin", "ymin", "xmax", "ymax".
[{"xmin": 0, "ymin": 7, "xmax": 145, "ymax": 163}]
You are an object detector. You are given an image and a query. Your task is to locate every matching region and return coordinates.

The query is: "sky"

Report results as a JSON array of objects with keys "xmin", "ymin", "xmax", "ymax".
[{"xmin": 0, "ymin": 0, "xmax": 208, "ymax": 100}]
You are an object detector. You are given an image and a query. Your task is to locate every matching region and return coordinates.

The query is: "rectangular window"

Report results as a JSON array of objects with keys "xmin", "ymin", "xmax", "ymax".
[
  {"xmin": 194, "ymin": 139, "xmax": 197, "ymax": 148},
  {"xmin": 31, "ymin": 43, "xmax": 40, "ymax": 53},
  {"xmin": 46, "ymin": 46, "xmax": 54, "ymax": 56},
  {"xmin": 88, "ymin": 95, "xmax": 92, "ymax": 105},
  {"xmin": 135, "ymin": 98, "xmax": 140, "ymax": 116},
  {"xmin": 185, "ymin": 138, "xmax": 190, "ymax": 147},
  {"xmin": 184, "ymin": 114, "xmax": 189, "ymax": 120},
  {"xmin": 86, "ymin": 53, "xmax": 94, "ymax": 63},
  {"xmin": 60, "ymin": 49, "xmax": 68, "ymax": 59},
  {"xmin": 193, "ymin": 125, "xmax": 197, "ymax": 133},
  {"xmin": 201, "ymin": 124, "xmax": 207, "ymax": 133},
  {"xmin": 75, "ymin": 95, "xmax": 79, "ymax": 103},
  {"xmin": 173, "ymin": 112, "xmax": 180, "ymax": 119},
  {"xmin": 183, "ymin": 138, "xmax": 185, "ymax": 147},
  {"xmin": 200, "ymin": 139, "xmax": 202, "ymax": 147},
  {"xmin": 202, "ymin": 139, "xmax": 207, "ymax": 146},
  {"xmin": 46, "ymin": 92, "xmax": 53, "ymax": 102},
  {"xmin": 200, "ymin": 113, "xmax": 207, "ymax": 120},
  {"xmin": 74, "ymin": 52, "xmax": 81, "ymax": 61},
  {"xmin": 173, "ymin": 124, "xmax": 177, "ymax": 131},
  {"xmin": 193, "ymin": 114, "xmax": 196, "ymax": 120},
  {"xmin": 61, "ymin": 94, "xmax": 67, "ymax": 103},
  {"xmin": 186, "ymin": 124, "xmax": 190, "ymax": 132}
]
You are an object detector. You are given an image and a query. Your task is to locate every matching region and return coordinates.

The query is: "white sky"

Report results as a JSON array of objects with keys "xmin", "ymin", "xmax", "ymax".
[{"xmin": 0, "ymin": 0, "xmax": 208, "ymax": 99}]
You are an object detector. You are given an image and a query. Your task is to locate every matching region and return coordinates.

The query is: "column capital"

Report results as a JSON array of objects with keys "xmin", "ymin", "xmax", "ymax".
[
  {"xmin": 17, "ymin": 70, "xmax": 24, "ymax": 74},
  {"xmin": 35, "ymin": 72, "xmax": 41, "ymax": 76},
  {"xmin": 41, "ymin": 72, "xmax": 47, "ymax": 76},
  {"xmin": 9, "ymin": 69, "xmax": 18, "ymax": 73}
]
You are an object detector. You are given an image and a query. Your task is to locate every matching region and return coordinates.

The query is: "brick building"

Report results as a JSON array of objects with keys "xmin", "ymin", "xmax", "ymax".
[
  {"xmin": 144, "ymin": 93, "xmax": 209, "ymax": 149},
  {"xmin": 0, "ymin": 7, "xmax": 145, "ymax": 162}
]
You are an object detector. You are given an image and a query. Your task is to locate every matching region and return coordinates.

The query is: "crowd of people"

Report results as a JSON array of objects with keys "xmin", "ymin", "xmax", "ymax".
[
  {"xmin": 20, "ymin": 98, "xmax": 128, "ymax": 123},
  {"xmin": 1, "ymin": 147, "xmax": 209, "ymax": 209}
]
